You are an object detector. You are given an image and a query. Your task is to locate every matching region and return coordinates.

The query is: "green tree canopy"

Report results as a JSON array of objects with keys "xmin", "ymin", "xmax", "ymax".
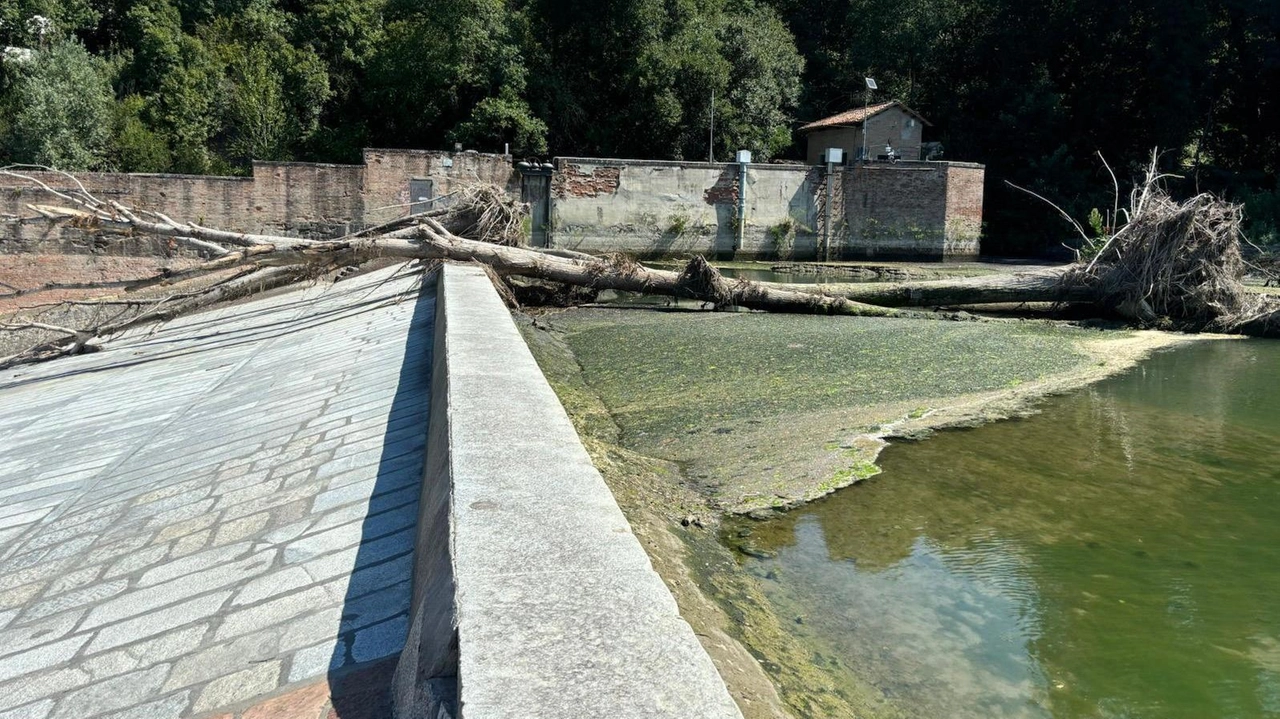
[
  {"xmin": 0, "ymin": 0, "xmax": 1275, "ymax": 250},
  {"xmin": 1, "ymin": 38, "xmax": 113, "ymax": 169}
]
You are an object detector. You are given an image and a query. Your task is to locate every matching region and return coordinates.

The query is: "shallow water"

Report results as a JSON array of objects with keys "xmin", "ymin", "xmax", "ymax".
[
  {"xmin": 738, "ymin": 340, "xmax": 1280, "ymax": 719},
  {"xmin": 716, "ymin": 267, "xmax": 826, "ymax": 284}
]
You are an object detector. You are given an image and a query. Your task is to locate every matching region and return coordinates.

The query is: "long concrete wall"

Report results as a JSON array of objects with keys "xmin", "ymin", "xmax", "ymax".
[
  {"xmin": 545, "ymin": 157, "xmax": 983, "ymax": 259},
  {"xmin": 394, "ymin": 263, "xmax": 743, "ymax": 719}
]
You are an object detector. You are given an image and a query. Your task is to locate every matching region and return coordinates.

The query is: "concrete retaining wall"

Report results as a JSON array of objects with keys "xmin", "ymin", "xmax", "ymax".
[
  {"xmin": 545, "ymin": 157, "xmax": 982, "ymax": 259},
  {"xmin": 394, "ymin": 263, "xmax": 743, "ymax": 719},
  {"xmin": 549, "ymin": 157, "xmax": 822, "ymax": 260}
]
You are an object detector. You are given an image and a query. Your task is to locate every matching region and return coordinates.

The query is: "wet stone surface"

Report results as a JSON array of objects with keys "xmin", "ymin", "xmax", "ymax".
[{"xmin": 0, "ymin": 266, "xmax": 433, "ymax": 719}]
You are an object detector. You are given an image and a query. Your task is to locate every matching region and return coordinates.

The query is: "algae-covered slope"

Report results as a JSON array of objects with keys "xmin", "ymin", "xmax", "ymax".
[{"xmin": 542, "ymin": 308, "xmax": 1119, "ymax": 512}]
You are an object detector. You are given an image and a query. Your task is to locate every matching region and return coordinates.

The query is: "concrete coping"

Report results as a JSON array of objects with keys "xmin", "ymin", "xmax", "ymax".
[
  {"xmin": 554, "ymin": 155, "xmax": 984, "ymax": 171},
  {"xmin": 554, "ymin": 156, "xmax": 809, "ymax": 172},
  {"xmin": 395, "ymin": 263, "xmax": 743, "ymax": 719},
  {"xmin": 365, "ymin": 148, "xmax": 513, "ymax": 161}
]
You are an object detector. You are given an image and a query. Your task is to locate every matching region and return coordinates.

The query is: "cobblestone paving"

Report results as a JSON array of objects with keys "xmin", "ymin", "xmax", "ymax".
[{"xmin": 0, "ymin": 265, "xmax": 433, "ymax": 719}]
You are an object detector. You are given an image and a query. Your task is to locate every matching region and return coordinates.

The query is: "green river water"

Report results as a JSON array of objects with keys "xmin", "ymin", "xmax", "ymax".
[{"xmin": 737, "ymin": 339, "xmax": 1280, "ymax": 719}]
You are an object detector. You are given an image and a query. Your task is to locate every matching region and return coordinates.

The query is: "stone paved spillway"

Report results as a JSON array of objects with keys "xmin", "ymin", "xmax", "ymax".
[{"xmin": 0, "ymin": 266, "xmax": 432, "ymax": 719}]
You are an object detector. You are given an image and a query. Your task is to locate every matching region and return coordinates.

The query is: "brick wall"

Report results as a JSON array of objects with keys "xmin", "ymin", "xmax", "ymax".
[
  {"xmin": 362, "ymin": 149, "xmax": 517, "ymax": 226},
  {"xmin": 0, "ymin": 149, "xmax": 514, "ymax": 255},
  {"xmin": 0, "ymin": 150, "xmax": 512, "ymax": 314},
  {"xmin": 944, "ymin": 164, "xmax": 984, "ymax": 255},
  {"xmin": 837, "ymin": 161, "xmax": 984, "ymax": 259}
]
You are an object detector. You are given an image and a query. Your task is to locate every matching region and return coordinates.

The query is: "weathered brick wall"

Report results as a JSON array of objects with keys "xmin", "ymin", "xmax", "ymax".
[
  {"xmin": 0, "ymin": 172, "xmax": 254, "ymax": 253},
  {"xmin": 250, "ymin": 161, "xmax": 365, "ymax": 235},
  {"xmin": 0, "ymin": 150, "xmax": 512, "ymax": 313},
  {"xmin": 0, "ymin": 150, "xmax": 513, "ymax": 255},
  {"xmin": 842, "ymin": 163, "xmax": 947, "ymax": 258},
  {"xmin": 944, "ymin": 164, "xmax": 984, "ymax": 255},
  {"xmin": 839, "ymin": 161, "xmax": 983, "ymax": 259},
  {"xmin": 362, "ymin": 149, "xmax": 517, "ymax": 226}
]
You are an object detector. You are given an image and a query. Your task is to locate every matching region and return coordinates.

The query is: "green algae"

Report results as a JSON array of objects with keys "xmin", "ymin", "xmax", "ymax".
[{"xmin": 543, "ymin": 307, "xmax": 1094, "ymax": 511}]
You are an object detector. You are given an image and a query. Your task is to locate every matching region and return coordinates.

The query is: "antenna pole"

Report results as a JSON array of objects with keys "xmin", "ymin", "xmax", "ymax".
[{"xmin": 862, "ymin": 79, "xmax": 869, "ymax": 163}]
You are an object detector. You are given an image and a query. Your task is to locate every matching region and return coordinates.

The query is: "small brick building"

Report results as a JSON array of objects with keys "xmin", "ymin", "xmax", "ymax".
[{"xmin": 800, "ymin": 100, "xmax": 930, "ymax": 164}]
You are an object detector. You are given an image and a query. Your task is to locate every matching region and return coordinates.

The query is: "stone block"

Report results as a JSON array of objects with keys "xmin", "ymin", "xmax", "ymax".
[
  {"xmin": 86, "ymin": 591, "xmax": 232, "ymax": 654},
  {"xmin": 191, "ymin": 661, "xmax": 281, "ymax": 714},
  {"xmin": 49, "ymin": 664, "xmax": 169, "ymax": 719}
]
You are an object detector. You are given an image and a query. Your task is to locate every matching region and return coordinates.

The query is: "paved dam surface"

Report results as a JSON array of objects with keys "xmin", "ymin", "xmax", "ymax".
[{"xmin": 0, "ymin": 266, "xmax": 433, "ymax": 719}]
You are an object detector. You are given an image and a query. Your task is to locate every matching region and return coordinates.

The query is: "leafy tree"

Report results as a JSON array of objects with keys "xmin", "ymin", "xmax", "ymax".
[
  {"xmin": 715, "ymin": 3, "xmax": 803, "ymax": 159},
  {"xmin": 523, "ymin": 0, "xmax": 802, "ymax": 160},
  {"xmin": 110, "ymin": 94, "xmax": 171, "ymax": 170},
  {"xmin": 0, "ymin": 0, "xmax": 98, "ymax": 47},
  {"xmin": 1, "ymin": 38, "xmax": 113, "ymax": 169},
  {"xmin": 364, "ymin": 0, "xmax": 541, "ymax": 153}
]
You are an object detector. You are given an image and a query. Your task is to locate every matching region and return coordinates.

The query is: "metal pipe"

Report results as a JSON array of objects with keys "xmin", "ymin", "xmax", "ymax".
[
  {"xmin": 824, "ymin": 161, "xmax": 834, "ymax": 261},
  {"xmin": 736, "ymin": 160, "xmax": 748, "ymax": 252}
]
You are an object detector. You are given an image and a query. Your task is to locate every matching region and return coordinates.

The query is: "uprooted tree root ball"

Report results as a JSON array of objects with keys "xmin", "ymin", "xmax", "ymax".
[{"xmin": 1064, "ymin": 156, "xmax": 1277, "ymax": 334}]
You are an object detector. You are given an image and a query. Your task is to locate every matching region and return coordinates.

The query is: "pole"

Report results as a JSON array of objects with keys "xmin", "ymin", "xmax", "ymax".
[
  {"xmin": 736, "ymin": 158, "xmax": 747, "ymax": 253},
  {"xmin": 861, "ymin": 84, "xmax": 869, "ymax": 164},
  {"xmin": 708, "ymin": 90, "xmax": 715, "ymax": 164},
  {"xmin": 824, "ymin": 161, "xmax": 834, "ymax": 261}
]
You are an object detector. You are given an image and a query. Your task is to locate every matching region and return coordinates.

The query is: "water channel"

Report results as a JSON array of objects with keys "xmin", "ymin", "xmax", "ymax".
[{"xmin": 736, "ymin": 339, "xmax": 1280, "ymax": 718}]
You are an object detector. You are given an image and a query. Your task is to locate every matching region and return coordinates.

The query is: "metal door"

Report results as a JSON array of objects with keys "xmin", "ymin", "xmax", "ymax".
[
  {"xmin": 409, "ymin": 178, "xmax": 434, "ymax": 214},
  {"xmin": 521, "ymin": 173, "xmax": 551, "ymax": 247}
]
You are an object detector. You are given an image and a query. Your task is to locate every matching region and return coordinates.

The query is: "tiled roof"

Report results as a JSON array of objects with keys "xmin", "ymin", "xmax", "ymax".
[{"xmin": 798, "ymin": 100, "xmax": 931, "ymax": 132}]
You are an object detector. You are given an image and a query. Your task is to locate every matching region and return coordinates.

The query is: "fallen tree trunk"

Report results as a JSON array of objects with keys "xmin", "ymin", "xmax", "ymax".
[
  {"xmin": 772, "ymin": 267, "xmax": 1092, "ymax": 308},
  {"xmin": 371, "ymin": 221, "xmax": 926, "ymax": 318}
]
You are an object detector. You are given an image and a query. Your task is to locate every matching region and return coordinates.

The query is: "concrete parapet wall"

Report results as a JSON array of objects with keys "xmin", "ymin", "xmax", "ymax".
[
  {"xmin": 394, "ymin": 263, "xmax": 742, "ymax": 719},
  {"xmin": 549, "ymin": 157, "xmax": 821, "ymax": 260}
]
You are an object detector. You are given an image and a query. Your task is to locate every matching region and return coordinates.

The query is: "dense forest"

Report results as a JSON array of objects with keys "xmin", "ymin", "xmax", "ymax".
[{"xmin": 0, "ymin": 0, "xmax": 1276, "ymax": 253}]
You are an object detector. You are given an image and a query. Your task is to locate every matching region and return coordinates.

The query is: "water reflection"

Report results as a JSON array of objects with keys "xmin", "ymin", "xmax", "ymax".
[{"xmin": 740, "ymin": 340, "xmax": 1280, "ymax": 719}]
